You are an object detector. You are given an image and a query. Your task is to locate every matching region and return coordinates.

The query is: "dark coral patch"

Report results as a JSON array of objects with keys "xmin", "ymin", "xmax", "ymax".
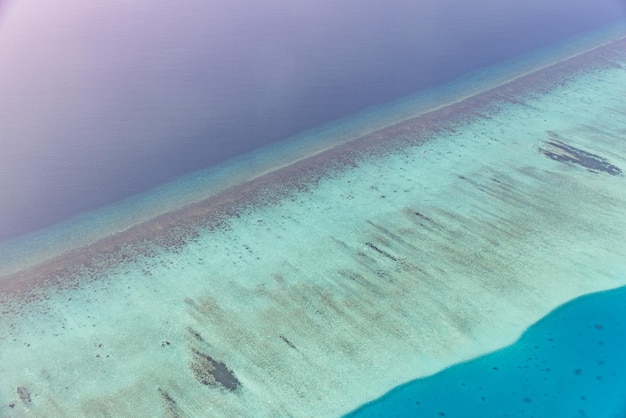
[
  {"xmin": 540, "ymin": 135, "xmax": 621, "ymax": 175},
  {"xmin": 158, "ymin": 387, "xmax": 183, "ymax": 418},
  {"xmin": 186, "ymin": 326, "xmax": 205, "ymax": 342},
  {"xmin": 16, "ymin": 386, "xmax": 31, "ymax": 404},
  {"xmin": 280, "ymin": 335, "xmax": 297, "ymax": 349},
  {"xmin": 365, "ymin": 242, "xmax": 398, "ymax": 262},
  {"xmin": 190, "ymin": 349, "xmax": 241, "ymax": 391}
]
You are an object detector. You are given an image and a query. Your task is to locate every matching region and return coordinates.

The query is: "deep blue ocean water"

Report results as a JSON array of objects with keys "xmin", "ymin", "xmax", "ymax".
[
  {"xmin": 347, "ymin": 286, "xmax": 626, "ymax": 418},
  {"xmin": 0, "ymin": 0, "xmax": 625, "ymax": 241}
]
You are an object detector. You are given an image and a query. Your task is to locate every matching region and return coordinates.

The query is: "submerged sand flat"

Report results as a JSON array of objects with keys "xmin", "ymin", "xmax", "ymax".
[{"xmin": 1, "ymin": 33, "xmax": 626, "ymax": 417}]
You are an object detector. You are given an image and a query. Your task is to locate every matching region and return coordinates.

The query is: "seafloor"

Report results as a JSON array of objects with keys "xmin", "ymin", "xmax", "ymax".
[{"xmin": 1, "ymin": 30, "xmax": 626, "ymax": 417}]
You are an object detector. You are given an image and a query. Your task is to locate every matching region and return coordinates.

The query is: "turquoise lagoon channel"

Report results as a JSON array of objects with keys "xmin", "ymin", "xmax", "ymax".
[{"xmin": 347, "ymin": 286, "xmax": 626, "ymax": 418}]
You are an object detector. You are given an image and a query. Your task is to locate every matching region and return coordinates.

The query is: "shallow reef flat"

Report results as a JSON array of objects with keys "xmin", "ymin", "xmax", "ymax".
[{"xmin": 1, "ymin": 34, "xmax": 626, "ymax": 417}]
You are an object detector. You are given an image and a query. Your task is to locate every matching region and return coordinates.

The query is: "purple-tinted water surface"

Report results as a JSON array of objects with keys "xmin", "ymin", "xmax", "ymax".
[{"xmin": 0, "ymin": 0, "xmax": 624, "ymax": 241}]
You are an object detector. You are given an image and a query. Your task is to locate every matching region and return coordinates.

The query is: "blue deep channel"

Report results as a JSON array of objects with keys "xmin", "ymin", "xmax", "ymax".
[{"xmin": 347, "ymin": 285, "xmax": 626, "ymax": 417}]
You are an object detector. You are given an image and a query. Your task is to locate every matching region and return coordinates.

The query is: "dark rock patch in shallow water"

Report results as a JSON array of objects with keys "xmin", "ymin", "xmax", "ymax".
[
  {"xmin": 540, "ymin": 136, "xmax": 621, "ymax": 175},
  {"xmin": 186, "ymin": 326, "xmax": 205, "ymax": 343},
  {"xmin": 16, "ymin": 386, "xmax": 31, "ymax": 404},
  {"xmin": 158, "ymin": 387, "xmax": 182, "ymax": 418},
  {"xmin": 280, "ymin": 335, "xmax": 297, "ymax": 349},
  {"xmin": 190, "ymin": 349, "xmax": 240, "ymax": 391},
  {"xmin": 365, "ymin": 242, "xmax": 398, "ymax": 262}
]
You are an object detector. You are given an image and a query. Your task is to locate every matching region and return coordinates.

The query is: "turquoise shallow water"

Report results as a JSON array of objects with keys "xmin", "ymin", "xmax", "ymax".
[{"xmin": 347, "ymin": 286, "xmax": 626, "ymax": 418}]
